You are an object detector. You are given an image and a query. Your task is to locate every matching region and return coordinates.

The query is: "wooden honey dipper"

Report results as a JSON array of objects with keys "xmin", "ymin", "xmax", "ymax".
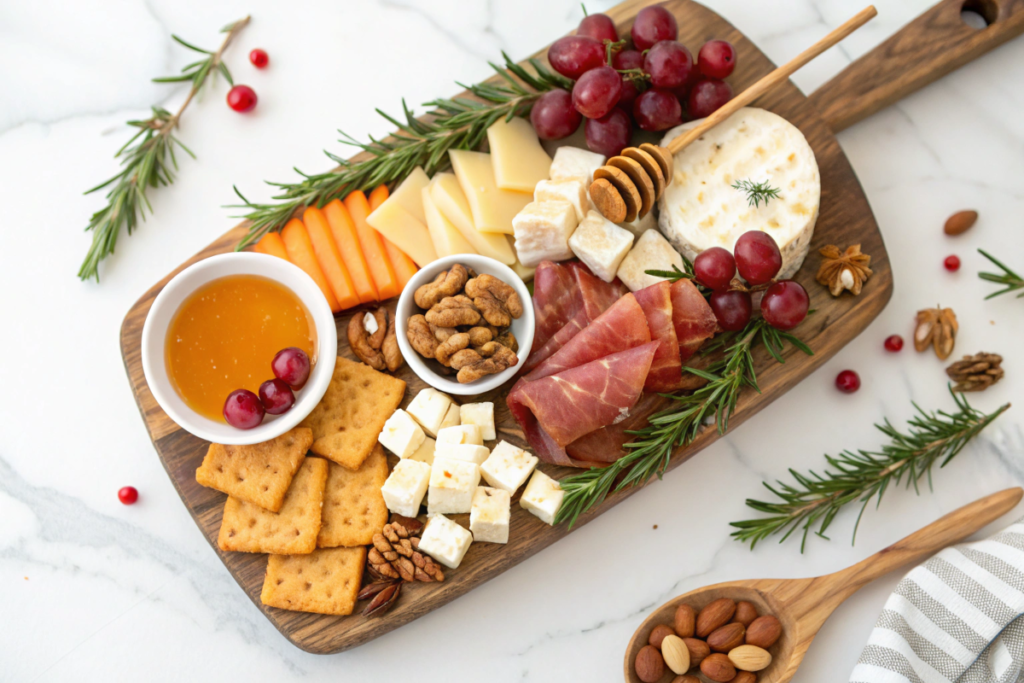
[{"xmin": 590, "ymin": 5, "xmax": 878, "ymax": 224}]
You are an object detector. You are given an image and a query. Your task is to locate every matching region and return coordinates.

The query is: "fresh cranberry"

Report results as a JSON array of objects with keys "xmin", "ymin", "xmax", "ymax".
[
  {"xmin": 249, "ymin": 48, "xmax": 269, "ymax": 68},
  {"xmin": 884, "ymin": 334, "xmax": 904, "ymax": 352},
  {"xmin": 944, "ymin": 255, "xmax": 961, "ymax": 271},
  {"xmin": 118, "ymin": 486, "xmax": 139, "ymax": 505},
  {"xmin": 227, "ymin": 85, "xmax": 257, "ymax": 113},
  {"xmin": 835, "ymin": 370, "xmax": 861, "ymax": 393}
]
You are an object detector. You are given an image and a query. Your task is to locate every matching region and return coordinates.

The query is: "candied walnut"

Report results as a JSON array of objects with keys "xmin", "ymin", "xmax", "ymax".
[
  {"xmin": 467, "ymin": 326, "xmax": 493, "ymax": 347},
  {"xmin": 465, "ymin": 274, "xmax": 524, "ymax": 327},
  {"xmin": 414, "ymin": 264, "xmax": 469, "ymax": 310},
  {"xmin": 425, "ymin": 295, "xmax": 481, "ymax": 327},
  {"xmin": 450, "ymin": 342, "xmax": 518, "ymax": 383},
  {"xmin": 495, "ymin": 329, "xmax": 518, "ymax": 353},
  {"xmin": 435, "ymin": 332, "xmax": 470, "ymax": 367},
  {"xmin": 429, "ymin": 323, "xmax": 458, "ymax": 343},
  {"xmin": 382, "ymin": 319, "xmax": 403, "ymax": 372},
  {"xmin": 406, "ymin": 314, "xmax": 438, "ymax": 359},
  {"xmin": 348, "ymin": 309, "xmax": 390, "ymax": 370}
]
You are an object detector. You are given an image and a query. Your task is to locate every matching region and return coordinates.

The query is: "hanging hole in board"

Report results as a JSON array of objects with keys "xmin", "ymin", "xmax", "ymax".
[{"xmin": 960, "ymin": 0, "xmax": 997, "ymax": 28}]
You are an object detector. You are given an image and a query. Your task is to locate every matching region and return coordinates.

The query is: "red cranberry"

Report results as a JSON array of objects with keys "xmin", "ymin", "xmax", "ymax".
[
  {"xmin": 118, "ymin": 486, "xmax": 139, "ymax": 505},
  {"xmin": 836, "ymin": 370, "xmax": 861, "ymax": 393},
  {"xmin": 223, "ymin": 389, "xmax": 265, "ymax": 429},
  {"xmin": 249, "ymin": 48, "xmax": 269, "ymax": 68},
  {"xmin": 944, "ymin": 255, "xmax": 961, "ymax": 271},
  {"xmin": 884, "ymin": 335, "xmax": 904, "ymax": 352},
  {"xmin": 272, "ymin": 348, "xmax": 311, "ymax": 389},
  {"xmin": 227, "ymin": 85, "xmax": 257, "ymax": 113}
]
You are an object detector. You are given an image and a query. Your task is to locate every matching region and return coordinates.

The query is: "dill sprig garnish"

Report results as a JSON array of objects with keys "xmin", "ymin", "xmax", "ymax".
[{"xmin": 732, "ymin": 178, "xmax": 782, "ymax": 208}]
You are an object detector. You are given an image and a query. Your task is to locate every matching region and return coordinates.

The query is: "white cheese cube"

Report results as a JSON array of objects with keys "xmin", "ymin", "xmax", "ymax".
[
  {"xmin": 534, "ymin": 178, "xmax": 589, "ymax": 222},
  {"xmin": 439, "ymin": 402, "xmax": 461, "ymax": 431},
  {"xmin": 409, "ymin": 436, "xmax": 436, "ymax": 465},
  {"xmin": 512, "ymin": 201, "xmax": 578, "ymax": 267},
  {"xmin": 427, "ymin": 458, "xmax": 481, "ymax": 514},
  {"xmin": 618, "ymin": 208, "xmax": 658, "ymax": 239},
  {"xmin": 470, "ymin": 487, "xmax": 511, "ymax": 544},
  {"xmin": 378, "ymin": 409, "xmax": 426, "ymax": 459},
  {"xmin": 569, "ymin": 210, "xmax": 635, "ymax": 282},
  {"xmin": 436, "ymin": 424, "xmax": 483, "ymax": 445},
  {"xmin": 380, "ymin": 459, "xmax": 431, "ymax": 517},
  {"xmin": 459, "ymin": 402, "xmax": 495, "ymax": 441},
  {"xmin": 434, "ymin": 443, "xmax": 490, "ymax": 465},
  {"xmin": 480, "ymin": 441, "xmax": 539, "ymax": 493},
  {"xmin": 418, "ymin": 513, "xmax": 473, "ymax": 569},
  {"xmin": 615, "ymin": 229, "xmax": 686, "ymax": 292},
  {"xmin": 550, "ymin": 146, "xmax": 606, "ymax": 185},
  {"xmin": 406, "ymin": 388, "xmax": 454, "ymax": 438},
  {"xmin": 520, "ymin": 469, "xmax": 564, "ymax": 526}
]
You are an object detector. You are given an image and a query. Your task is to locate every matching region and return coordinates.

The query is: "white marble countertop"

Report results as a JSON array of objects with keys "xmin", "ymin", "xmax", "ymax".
[{"xmin": 2, "ymin": 0, "xmax": 1023, "ymax": 680}]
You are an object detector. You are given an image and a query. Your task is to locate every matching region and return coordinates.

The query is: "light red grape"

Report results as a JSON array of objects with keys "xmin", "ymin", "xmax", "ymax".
[
  {"xmin": 760, "ymin": 280, "xmax": 809, "ymax": 330},
  {"xmin": 694, "ymin": 247, "xmax": 736, "ymax": 291},
  {"xmin": 697, "ymin": 40, "xmax": 736, "ymax": 79},
  {"xmin": 618, "ymin": 78, "xmax": 640, "ymax": 111},
  {"xmin": 223, "ymin": 389, "xmax": 265, "ymax": 429},
  {"xmin": 572, "ymin": 66, "xmax": 622, "ymax": 119},
  {"xmin": 531, "ymin": 89, "xmax": 582, "ymax": 140},
  {"xmin": 548, "ymin": 35, "xmax": 605, "ymax": 80},
  {"xmin": 687, "ymin": 78, "xmax": 732, "ymax": 119},
  {"xmin": 259, "ymin": 378, "xmax": 296, "ymax": 415},
  {"xmin": 272, "ymin": 347, "xmax": 311, "ymax": 389},
  {"xmin": 585, "ymin": 108, "xmax": 632, "ymax": 156},
  {"xmin": 644, "ymin": 41, "xmax": 693, "ymax": 89},
  {"xmin": 734, "ymin": 231, "xmax": 782, "ymax": 285},
  {"xmin": 227, "ymin": 85, "xmax": 257, "ymax": 113},
  {"xmin": 710, "ymin": 290, "xmax": 752, "ymax": 331},
  {"xmin": 631, "ymin": 5, "xmax": 678, "ymax": 50},
  {"xmin": 632, "ymin": 88, "xmax": 682, "ymax": 131},
  {"xmin": 835, "ymin": 370, "xmax": 861, "ymax": 393},
  {"xmin": 612, "ymin": 49, "xmax": 644, "ymax": 71},
  {"xmin": 578, "ymin": 13, "xmax": 618, "ymax": 43}
]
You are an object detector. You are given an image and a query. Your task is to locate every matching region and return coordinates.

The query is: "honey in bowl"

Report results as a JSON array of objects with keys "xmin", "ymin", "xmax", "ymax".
[{"xmin": 165, "ymin": 274, "xmax": 317, "ymax": 422}]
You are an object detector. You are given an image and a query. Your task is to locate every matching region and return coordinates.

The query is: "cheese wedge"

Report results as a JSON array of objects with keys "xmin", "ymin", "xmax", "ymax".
[
  {"xmin": 381, "ymin": 166, "xmax": 431, "ymax": 224},
  {"xmin": 429, "ymin": 172, "xmax": 516, "ymax": 264},
  {"xmin": 449, "ymin": 149, "xmax": 533, "ymax": 235},
  {"xmin": 486, "ymin": 117, "xmax": 552, "ymax": 192},
  {"xmin": 422, "ymin": 186, "xmax": 476, "ymax": 258},
  {"xmin": 365, "ymin": 200, "xmax": 437, "ymax": 268},
  {"xmin": 658, "ymin": 107, "xmax": 820, "ymax": 279}
]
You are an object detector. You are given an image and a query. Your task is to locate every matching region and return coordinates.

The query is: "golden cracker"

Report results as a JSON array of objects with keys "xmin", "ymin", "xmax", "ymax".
[
  {"xmin": 317, "ymin": 444, "xmax": 389, "ymax": 548},
  {"xmin": 260, "ymin": 547, "xmax": 367, "ymax": 616}
]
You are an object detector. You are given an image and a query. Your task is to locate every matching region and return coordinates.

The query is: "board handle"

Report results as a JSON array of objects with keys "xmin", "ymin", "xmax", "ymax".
[{"xmin": 808, "ymin": 0, "xmax": 1024, "ymax": 132}]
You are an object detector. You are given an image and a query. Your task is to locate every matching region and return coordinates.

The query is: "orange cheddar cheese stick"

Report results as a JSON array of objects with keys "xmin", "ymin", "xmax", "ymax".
[
  {"xmin": 368, "ymin": 184, "xmax": 419, "ymax": 290},
  {"xmin": 303, "ymin": 206, "xmax": 359, "ymax": 310},
  {"xmin": 345, "ymin": 190, "xmax": 399, "ymax": 300},
  {"xmin": 281, "ymin": 218, "xmax": 341, "ymax": 312},
  {"xmin": 254, "ymin": 232, "xmax": 289, "ymax": 260},
  {"xmin": 323, "ymin": 199, "xmax": 378, "ymax": 303}
]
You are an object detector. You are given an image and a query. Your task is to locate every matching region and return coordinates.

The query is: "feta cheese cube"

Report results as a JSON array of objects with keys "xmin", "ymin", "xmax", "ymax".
[
  {"xmin": 470, "ymin": 487, "xmax": 511, "ymax": 544},
  {"xmin": 380, "ymin": 459, "xmax": 431, "ymax": 517},
  {"xmin": 406, "ymin": 388, "xmax": 454, "ymax": 437},
  {"xmin": 615, "ymin": 229, "xmax": 686, "ymax": 292},
  {"xmin": 549, "ymin": 146, "xmax": 606, "ymax": 185},
  {"xmin": 618, "ymin": 208, "xmax": 658, "ymax": 239},
  {"xmin": 378, "ymin": 409, "xmax": 426, "ymax": 459},
  {"xmin": 534, "ymin": 178, "xmax": 589, "ymax": 222},
  {"xmin": 459, "ymin": 402, "xmax": 495, "ymax": 441},
  {"xmin": 418, "ymin": 514, "xmax": 473, "ymax": 568},
  {"xmin": 436, "ymin": 424, "xmax": 483, "ymax": 445},
  {"xmin": 427, "ymin": 458, "xmax": 481, "ymax": 514},
  {"xmin": 439, "ymin": 402, "xmax": 461, "ymax": 430},
  {"xmin": 435, "ymin": 443, "xmax": 490, "ymax": 465},
  {"xmin": 520, "ymin": 469, "xmax": 564, "ymax": 525},
  {"xmin": 480, "ymin": 441, "xmax": 539, "ymax": 493},
  {"xmin": 512, "ymin": 201, "xmax": 578, "ymax": 267},
  {"xmin": 569, "ymin": 210, "xmax": 635, "ymax": 282},
  {"xmin": 409, "ymin": 436, "xmax": 436, "ymax": 465}
]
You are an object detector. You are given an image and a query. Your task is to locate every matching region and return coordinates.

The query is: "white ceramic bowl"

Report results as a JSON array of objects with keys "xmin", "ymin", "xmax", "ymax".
[
  {"xmin": 396, "ymin": 254, "xmax": 534, "ymax": 396},
  {"xmin": 141, "ymin": 252, "xmax": 338, "ymax": 445}
]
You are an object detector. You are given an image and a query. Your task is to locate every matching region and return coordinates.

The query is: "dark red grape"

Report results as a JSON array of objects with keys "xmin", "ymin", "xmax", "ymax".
[
  {"xmin": 734, "ymin": 231, "xmax": 782, "ymax": 285},
  {"xmin": 644, "ymin": 41, "xmax": 693, "ymax": 89},
  {"xmin": 632, "ymin": 88, "xmax": 682, "ymax": 132},
  {"xmin": 259, "ymin": 378, "xmax": 296, "ymax": 415},
  {"xmin": 694, "ymin": 247, "xmax": 736, "ymax": 291},
  {"xmin": 585, "ymin": 108, "xmax": 632, "ymax": 156},
  {"xmin": 573, "ymin": 66, "xmax": 622, "ymax": 119},
  {"xmin": 835, "ymin": 369, "xmax": 861, "ymax": 393},
  {"xmin": 687, "ymin": 78, "xmax": 733, "ymax": 119},
  {"xmin": 617, "ymin": 77, "xmax": 640, "ymax": 110},
  {"xmin": 272, "ymin": 347, "xmax": 311, "ymax": 389},
  {"xmin": 631, "ymin": 5, "xmax": 677, "ymax": 51},
  {"xmin": 548, "ymin": 35, "xmax": 605, "ymax": 80},
  {"xmin": 710, "ymin": 290, "xmax": 752, "ymax": 331},
  {"xmin": 531, "ymin": 89, "xmax": 582, "ymax": 140},
  {"xmin": 760, "ymin": 280, "xmax": 809, "ymax": 331},
  {"xmin": 223, "ymin": 389, "xmax": 265, "ymax": 429},
  {"xmin": 612, "ymin": 49, "xmax": 644, "ymax": 71},
  {"xmin": 697, "ymin": 40, "xmax": 736, "ymax": 79},
  {"xmin": 578, "ymin": 13, "xmax": 618, "ymax": 43}
]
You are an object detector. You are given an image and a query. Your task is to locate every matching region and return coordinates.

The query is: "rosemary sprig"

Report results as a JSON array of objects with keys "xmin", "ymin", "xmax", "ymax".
[
  {"xmin": 732, "ymin": 179, "xmax": 782, "ymax": 208},
  {"xmin": 978, "ymin": 249, "xmax": 1024, "ymax": 300},
  {"xmin": 230, "ymin": 54, "xmax": 572, "ymax": 250},
  {"xmin": 555, "ymin": 318, "xmax": 812, "ymax": 527},
  {"xmin": 79, "ymin": 17, "xmax": 249, "ymax": 282},
  {"xmin": 731, "ymin": 388, "xmax": 1010, "ymax": 552}
]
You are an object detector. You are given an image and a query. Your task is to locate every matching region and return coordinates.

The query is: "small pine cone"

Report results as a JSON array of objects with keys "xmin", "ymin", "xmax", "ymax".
[{"xmin": 947, "ymin": 352, "xmax": 1004, "ymax": 392}]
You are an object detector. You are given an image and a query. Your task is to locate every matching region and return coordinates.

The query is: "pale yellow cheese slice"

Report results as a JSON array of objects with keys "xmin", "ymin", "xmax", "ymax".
[
  {"xmin": 448, "ymin": 149, "xmax": 532, "ymax": 235},
  {"xmin": 428, "ymin": 172, "xmax": 516, "ymax": 264},
  {"xmin": 383, "ymin": 166, "xmax": 431, "ymax": 224},
  {"xmin": 422, "ymin": 185, "xmax": 476, "ymax": 258},
  {"xmin": 365, "ymin": 201, "xmax": 438, "ymax": 267},
  {"xmin": 486, "ymin": 117, "xmax": 552, "ymax": 193}
]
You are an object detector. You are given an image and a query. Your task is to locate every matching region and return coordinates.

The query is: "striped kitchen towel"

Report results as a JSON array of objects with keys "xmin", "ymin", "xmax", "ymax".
[{"xmin": 850, "ymin": 517, "xmax": 1024, "ymax": 683}]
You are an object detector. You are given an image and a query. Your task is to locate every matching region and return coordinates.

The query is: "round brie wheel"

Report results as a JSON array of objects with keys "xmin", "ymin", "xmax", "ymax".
[{"xmin": 656, "ymin": 107, "xmax": 820, "ymax": 280}]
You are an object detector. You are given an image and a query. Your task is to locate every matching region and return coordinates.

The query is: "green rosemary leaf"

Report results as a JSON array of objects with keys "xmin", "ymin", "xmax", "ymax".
[{"xmin": 978, "ymin": 249, "xmax": 1024, "ymax": 300}]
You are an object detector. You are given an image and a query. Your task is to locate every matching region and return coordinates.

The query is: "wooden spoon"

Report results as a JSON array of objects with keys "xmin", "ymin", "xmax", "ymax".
[{"xmin": 624, "ymin": 487, "xmax": 1023, "ymax": 683}]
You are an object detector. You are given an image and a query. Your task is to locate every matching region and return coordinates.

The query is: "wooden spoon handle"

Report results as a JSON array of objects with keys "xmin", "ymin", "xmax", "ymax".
[{"xmin": 665, "ymin": 5, "xmax": 877, "ymax": 155}]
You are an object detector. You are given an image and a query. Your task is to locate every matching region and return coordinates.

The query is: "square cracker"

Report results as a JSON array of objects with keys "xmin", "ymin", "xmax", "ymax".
[
  {"xmin": 317, "ymin": 444, "xmax": 389, "ymax": 548},
  {"xmin": 196, "ymin": 427, "xmax": 312, "ymax": 512},
  {"xmin": 218, "ymin": 457, "xmax": 328, "ymax": 555},
  {"xmin": 300, "ymin": 357, "xmax": 406, "ymax": 470},
  {"xmin": 261, "ymin": 547, "xmax": 367, "ymax": 616}
]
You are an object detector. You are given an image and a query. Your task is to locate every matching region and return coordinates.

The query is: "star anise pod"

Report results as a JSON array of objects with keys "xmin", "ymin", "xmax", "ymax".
[
  {"xmin": 359, "ymin": 580, "xmax": 402, "ymax": 617},
  {"xmin": 915, "ymin": 306, "xmax": 958, "ymax": 360},
  {"xmin": 816, "ymin": 244, "xmax": 873, "ymax": 296},
  {"xmin": 946, "ymin": 352, "xmax": 1004, "ymax": 392}
]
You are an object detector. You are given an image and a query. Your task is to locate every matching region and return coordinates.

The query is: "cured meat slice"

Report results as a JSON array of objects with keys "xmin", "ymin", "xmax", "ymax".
[
  {"xmin": 565, "ymin": 261, "xmax": 626, "ymax": 320},
  {"xmin": 522, "ymin": 309, "xmax": 588, "ymax": 374},
  {"xmin": 670, "ymin": 278, "xmax": 717, "ymax": 361},
  {"xmin": 633, "ymin": 281, "xmax": 683, "ymax": 392},
  {"xmin": 566, "ymin": 393, "xmax": 665, "ymax": 464},
  {"xmin": 531, "ymin": 261, "xmax": 581, "ymax": 350}
]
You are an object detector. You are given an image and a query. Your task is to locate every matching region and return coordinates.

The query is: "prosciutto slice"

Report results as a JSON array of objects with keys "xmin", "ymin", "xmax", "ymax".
[
  {"xmin": 671, "ymin": 278, "xmax": 718, "ymax": 361},
  {"xmin": 633, "ymin": 281, "xmax": 682, "ymax": 392},
  {"xmin": 531, "ymin": 261, "xmax": 581, "ymax": 350}
]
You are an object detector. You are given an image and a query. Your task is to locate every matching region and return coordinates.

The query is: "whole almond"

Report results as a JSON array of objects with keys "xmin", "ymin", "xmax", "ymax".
[
  {"xmin": 733, "ymin": 672, "xmax": 757, "ymax": 683},
  {"xmin": 746, "ymin": 615, "xmax": 782, "ymax": 649},
  {"xmin": 701, "ymin": 653, "xmax": 737, "ymax": 682},
  {"xmin": 635, "ymin": 645, "xmax": 665, "ymax": 683},
  {"xmin": 674, "ymin": 603, "xmax": 697, "ymax": 637},
  {"xmin": 708, "ymin": 622, "xmax": 746, "ymax": 652},
  {"xmin": 672, "ymin": 677, "xmax": 701, "ymax": 683},
  {"xmin": 661, "ymin": 635, "xmax": 691, "ymax": 675},
  {"xmin": 729, "ymin": 644, "xmax": 773, "ymax": 672},
  {"xmin": 682, "ymin": 637, "xmax": 711, "ymax": 666},
  {"xmin": 696, "ymin": 598, "xmax": 737, "ymax": 637},
  {"xmin": 649, "ymin": 623, "xmax": 677, "ymax": 649},
  {"xmin": 733, "ymin": 600, "xmax": 758, "ymax": 627},
  {"xmin": 944, "ymin": 210, "xmax": 978, "ymax": 236}
]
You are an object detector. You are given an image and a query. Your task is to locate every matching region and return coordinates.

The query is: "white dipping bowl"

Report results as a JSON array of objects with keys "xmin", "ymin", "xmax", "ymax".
[
  {"xmin": 141, "ymin": 252, "xmax": 338, "ymax": 445},
  {"xmin": 396, "ymin": 254, "xmax": 534, "ymax": 396}
]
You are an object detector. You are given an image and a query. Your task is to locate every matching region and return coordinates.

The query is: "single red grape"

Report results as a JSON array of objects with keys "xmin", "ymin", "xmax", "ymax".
[
  {"xmin": 249, "ymin": 48, "xmax": 269, "ymax": 69},
  {"xmin": 227, "ymin": 85, "xmax": 257, "ymax": 113},
  {"xmin": 694, "ymin": 247, "xmax": 736, "ymax": 291},
  {"xmin": 271, "ymin": 347, "xmax": 311, "ymax": 389},
  {"xmin": 687, "ymin": 78, "xmax": 732, "ymax": 119},
  {"xmin": 631, "ymin": 5, "xmax": 678, "ymax": 51},
  {"xmin": 612, "ymin": 49, "xmax": 644, "ymax": 71},
  {"xmin": 118, "ymin": 486, "xmax": 139, "ymax": 505},
  {"xmin": 548, "ymin": 35, "xmax": 605, "ymax": 80},
  {"xmin": 760, "ymin": 280, "xmax": 809, "ymax": 331},
  {"xmin": 944, "ymin": 254, "xmax": 961, "ymax": 271},
  {"xmin": 578, "ymin": 13, "xmax": 618, "ymax": 43},
  {"xmin": 572, "ymin": 66, "xmax": 622, "ymax": 119},
  {"xmin": 223, "ymin": 389, "xmax": 265, "ymax": 429},
  {"xmin": 697, "ymin": 40, "xmax": 736, "ymax": 79},
  {"xmin": 632, "ymin": 88, "xmax": 682, "ymax": 131},
  {"xmin": 710, "ymin": 290, "xmax": 752, "ymax": 331},
  {"xmin": 884, "ymin": 334, "xmax": 904, "ymax": 352},
  {"xmin": 617, "ymin": 77, "xmax": 640, "ymax": 111},
  {"xmin": 835, "ymin": 370, "xmax": 861, "ymax": 393},
  {"xmin": 531, "ymin": 89, "xmax": 582, "ymax": 140},
  {"xmin": 644, "ymin": 41, "xmax": 693, "ymax": 89},
  {"xmin": 259, "ymin": 379, "xmax": 296, "ymax": 415},
  {"xmin": 734, "ymin": 231, "xmax": 783, "ymax": 284},
  {"xmin": 585, "ymin": 108, "xmax": 632, "ymax": 156}
]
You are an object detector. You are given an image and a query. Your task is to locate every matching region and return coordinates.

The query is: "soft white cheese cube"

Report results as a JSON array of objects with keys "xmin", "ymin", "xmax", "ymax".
[
  {"xmin": 427, "ymin": 458, "xmax": 481, "ymax": 514},
  {"xmin": 470, "ymin": 487, "xmax": 511, "ymax": 544},
  {"xmin": 534, "ymin": 178, "xmax": 589, "ymax": 222},
  {"xmin": 480, "ymin": 441, "xmax": 539, "ymax": 494},
  {"xmin": 409, "ymin": 436, "xmax": 436, "ymax": 465},
  {"xmin": 618, "ymin": 208, "xmax": 658, "ymax": 239},
  {"xmin": 380, "ymin": 459, "xmax": 431, "ymax": 517},
  {"xmin": 435, "ymin": 443, "xmax": 490, "ymax": 465},
  {"xmin": 406, "ymin": 388, "xmax": 454, "ymax": 437},
  {"xmin": 569, "ymin": 210, "xmax": 635, "ymax": 282},
  {"xmin": 378, "ymin": 409, "xmax": 426, "ymax": 459},
  {"xmin": 615, "ymin": 229, "xmax": 686, "ymax": 292},
  {"xmin": 550, "ymin": 146, "xmax": 606, "ymax": 185},
  {"xmin": 520, "ymin": 469, "xmax": 564, "ymax": 526},
  {"xmin": 512, "ymin": 201, "xmax": 578, "ymax": 267},
  {"xmin": 418, "ymin": 514, "xmax": 473, "ymax": 569},
  {"xmin": 439, "ymin": 402, "xmax": 461, "ymax": 431},
  {"xmin": 459, "ymin": 402, "xmax": 495, "ymax": 441},
  {"xmin": 436, "ymin": 424, "xmax": 483, "ymax": 446}
]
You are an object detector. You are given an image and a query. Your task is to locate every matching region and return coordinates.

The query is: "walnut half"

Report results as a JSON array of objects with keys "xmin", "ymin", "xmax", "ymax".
[{"xmin": 450, "ymin": 341, "xmax": 518, "ymax": 383}]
